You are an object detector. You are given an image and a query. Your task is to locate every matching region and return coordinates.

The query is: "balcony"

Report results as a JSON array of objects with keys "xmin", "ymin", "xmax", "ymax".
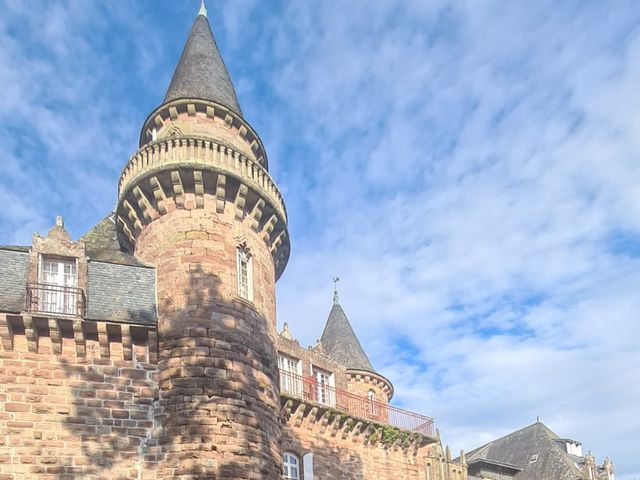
[
  {"xmin": 279, "ymin": 369, "xmax": 434, "ymax": 436},
  {"xmin": 26, "ymin": 283, "xmax": 86, "ymax": 317}
]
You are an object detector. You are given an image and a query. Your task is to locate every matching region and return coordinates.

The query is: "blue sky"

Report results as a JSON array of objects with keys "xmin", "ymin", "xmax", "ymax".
[{"xmin": 1, "ymin": 0, "xmax": 640, "ymax": 477}]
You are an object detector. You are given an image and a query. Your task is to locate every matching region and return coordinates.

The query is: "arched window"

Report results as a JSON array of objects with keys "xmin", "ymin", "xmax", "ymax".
[
  {"xmin": 236, "ymin": 245, "xmax": 253, "ymax": 301},
  {"xmin": 283, "ymin": 452, "xmax": 300, "ymax": 480}
]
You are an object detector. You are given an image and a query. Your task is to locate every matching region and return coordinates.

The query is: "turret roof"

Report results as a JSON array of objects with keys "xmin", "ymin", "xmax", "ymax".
[
  {"xmin": 163, "ymin": 6, "xmax": 242, "ymax": 116},
  {"xmin": 320, "ymin": 290, "xmax": 375, "ymax": 372}
]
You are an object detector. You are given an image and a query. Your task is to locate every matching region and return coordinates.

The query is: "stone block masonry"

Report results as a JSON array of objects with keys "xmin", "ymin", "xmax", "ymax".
[
  {"xmin": 132, "ymin": 196, "xmax": 283, "ymax": 479},
  {"xmin": 282, "ymin": 397, "xmax": 466, "ymax": 480},
  {"xmin": 0, "ymin": 320, "xmax": 158, "ymax": 479}
]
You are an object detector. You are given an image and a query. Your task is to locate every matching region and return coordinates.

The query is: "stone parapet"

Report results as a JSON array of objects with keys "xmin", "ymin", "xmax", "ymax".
[
  {"xmin": 347, "ymin": 368, "xmax": 394, "ymax": 403},
  {"xmin": 281, "ymin": 396, "xmax": 466, "ymax": 480},
  {"xmin": 116, "ymin": 137, "xmax": 289, "ymax": 279},
  {"xmin": 138, "ymin": 99, "xmax": 269, "ymax": 168}
]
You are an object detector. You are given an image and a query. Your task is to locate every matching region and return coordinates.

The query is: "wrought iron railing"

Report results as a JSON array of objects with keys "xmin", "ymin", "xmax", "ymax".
[
  {"xmin": 279, "ymin": 369, "xmax": 435, "ymax": 436},
  {"xmin": 26, "ymin": 283, "xmax": 86, "ymax": 317}
]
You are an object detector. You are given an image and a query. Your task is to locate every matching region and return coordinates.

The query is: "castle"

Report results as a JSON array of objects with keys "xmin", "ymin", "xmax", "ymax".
[
  {"xmin": 0, "ymin": 4, "xmax": 615, "ymax": 480},
  {"xmin": 0, "ymin": 4, "xmax": 463, "ymax": 479}
]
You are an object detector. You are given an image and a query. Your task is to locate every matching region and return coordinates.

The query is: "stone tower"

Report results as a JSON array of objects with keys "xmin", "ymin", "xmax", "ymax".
[{"xmin": 115, "ymin": 4, "xmax": 289, "ymax": 478}]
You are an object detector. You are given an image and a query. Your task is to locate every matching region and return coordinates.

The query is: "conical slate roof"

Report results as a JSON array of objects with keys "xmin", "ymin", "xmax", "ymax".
[
  {"xmin": 164, "ymin": 8, "xmax": 242, "ymax": 116},
  {"xmin": 320, "ymin": 291, "xmax": 375, "ymax": 372}
]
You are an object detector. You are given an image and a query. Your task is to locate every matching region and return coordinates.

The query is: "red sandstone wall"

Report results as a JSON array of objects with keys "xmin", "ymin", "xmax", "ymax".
[
  {"xmin": 347, "ymin": 376, "xmax": 389, "ymax": 405},
  {"xmin": 282, "ymin": 422, "xmax": 430, "ymax": 480},
  {"xmin": 134, "ymin": 195, "xmax": 282, "ymax": 479},
  {"xmin": 282, "ymin": 415, "xmax": 466, "ymax": 480},
  {"xmin": 0, "ymin": 331, "xmax": 157, "ymax": 480}
]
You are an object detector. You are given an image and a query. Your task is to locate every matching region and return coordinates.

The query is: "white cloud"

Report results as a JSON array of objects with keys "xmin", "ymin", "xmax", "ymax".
[{"xmin": 266, "ymin": 1, "xmax": 640, "ymax": 478}]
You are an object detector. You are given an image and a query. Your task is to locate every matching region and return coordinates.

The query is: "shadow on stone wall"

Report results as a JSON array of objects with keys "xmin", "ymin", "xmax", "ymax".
[{"xmin": 56, "ymin": 265, "xmax": 343, "ymax": 479}]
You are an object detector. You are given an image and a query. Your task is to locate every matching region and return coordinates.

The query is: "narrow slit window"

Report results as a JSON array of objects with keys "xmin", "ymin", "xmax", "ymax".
[{"xmin": 236, "ymin": 246, "xmax": 253, "ymax": 301}]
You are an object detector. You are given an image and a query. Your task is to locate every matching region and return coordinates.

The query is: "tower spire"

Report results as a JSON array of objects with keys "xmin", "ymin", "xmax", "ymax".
[
  {"xmin": 320, "ymin": 287, "xmax": 375, "ymax": 372},
  {"xmin": 198, "ymin": 0, "xmax": 207, "ymax": 17},
  {"xmin": 163, "ymin": 4, "xmax": 242, "ymax": 115}
]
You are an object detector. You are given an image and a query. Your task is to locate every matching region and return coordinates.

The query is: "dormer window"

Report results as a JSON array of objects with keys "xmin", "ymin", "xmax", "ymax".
[
  {"xmin": 236, "ymin": 246, "xmax": 253, "ymax": 301},
  {"xmin": 30, "ymin": 256, "xmax": 82, "ymax": 315}
]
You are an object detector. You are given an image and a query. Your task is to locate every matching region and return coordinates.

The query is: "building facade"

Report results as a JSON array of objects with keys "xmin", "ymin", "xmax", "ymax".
[{"xmin": 0, "ymin": 4, "xmax": 464, "ymax": 479}]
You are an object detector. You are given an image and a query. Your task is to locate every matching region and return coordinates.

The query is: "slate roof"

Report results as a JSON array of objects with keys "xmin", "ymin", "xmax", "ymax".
[
  {"xmin": 86, "ymin": 261, "xmax": 156, "ymax": 325},
  {"xmin": 81, "ymin": 214, "xmax": 157, "ymax": 324},
  {"xmin": 319, "ymin": 291, "xmax": 375, "ymax": 372},
  {"xmin": 0, "ymin": 249, "xmax": 29, "ymax": 313},
  {"xmin": 465, "ymin": 422, "xmax": 585, "ymax": 480},
  {"xmin": 81, "ymin": 213, "xmax": 149, "ymax": 267},
  {"xmin": 163, "ymin": 10, "xmax": 242, "ymax": 116}
]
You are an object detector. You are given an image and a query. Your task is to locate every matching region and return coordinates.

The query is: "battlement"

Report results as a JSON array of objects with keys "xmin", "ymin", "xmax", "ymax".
[
  {"xmin": 116, "ymin": 135, "xmax": 289, "ymax": 279},
  {"xmin": 0, "ymin": 313, "xmax": 157, "ymax": 363}
]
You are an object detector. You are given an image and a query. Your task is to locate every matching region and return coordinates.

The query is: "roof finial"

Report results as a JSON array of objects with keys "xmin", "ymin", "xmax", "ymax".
[
  {"xmin": 280, "ymin": 322, "xmax": 294, "ymax": 341},
  {"xmin": 333, "ymin": 277, "xmax": 340, "ymax": 305},
  {"xmin": 198, "ymin": 0, "xmax": 208, "ymax": 17}
]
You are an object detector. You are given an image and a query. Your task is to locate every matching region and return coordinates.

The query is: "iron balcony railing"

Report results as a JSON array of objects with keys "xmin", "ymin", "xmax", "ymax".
[
  {"xmin": 279, "ymin": 369, "xmax": 435, "ymax": 436},
  {"xmin": 26, "ymin": 283, "xmax": 86, "ymax": 317}
]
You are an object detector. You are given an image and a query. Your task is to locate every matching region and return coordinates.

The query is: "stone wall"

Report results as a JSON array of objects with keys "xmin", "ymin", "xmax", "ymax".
[
  {"xmin": 277, "ymin": 334, "xmax": 348, "ymax": 391},
  {"xmin": 134, "ymin": 195, "xmax": 283, "ymax": 480},
  {"xmin": 282, "ymin": 398, "xmax": 466, "ymax": 480},
  {"xmin": 0, "ymin": 315, "xmax": 157, "ymax": 480},
  {"xmin": 346, "ymin": 370, "xmax": 392, "ymax": 405}
]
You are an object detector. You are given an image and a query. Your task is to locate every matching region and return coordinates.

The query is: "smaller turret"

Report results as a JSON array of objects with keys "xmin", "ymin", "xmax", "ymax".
[{"xmin": 319, "ymin": 281, "xmax": 394, "ymax": 411}]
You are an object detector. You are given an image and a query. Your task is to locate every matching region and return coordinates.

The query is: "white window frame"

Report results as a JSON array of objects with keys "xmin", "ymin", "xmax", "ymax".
[
  {"xmin": 38, "ymin": 255, "xmax": 78, "ymax": 315},
  {"xmin": 278, "ymin": 353, "xmax": 303, "ymax": 396},
  {"xmin": 368, "ymin": 389, "xmax": 377, "ymax": 416},
  {"xmin": 311, "ymin": 365, "xmax": 335, "ymax": 407},
  {"xmin": 283, "ymin": 452, "xmax": 300, "ymax": 480},
  {"xmin": 236, "ymin": 246, "xmax": 253, "ymax": 301}
]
